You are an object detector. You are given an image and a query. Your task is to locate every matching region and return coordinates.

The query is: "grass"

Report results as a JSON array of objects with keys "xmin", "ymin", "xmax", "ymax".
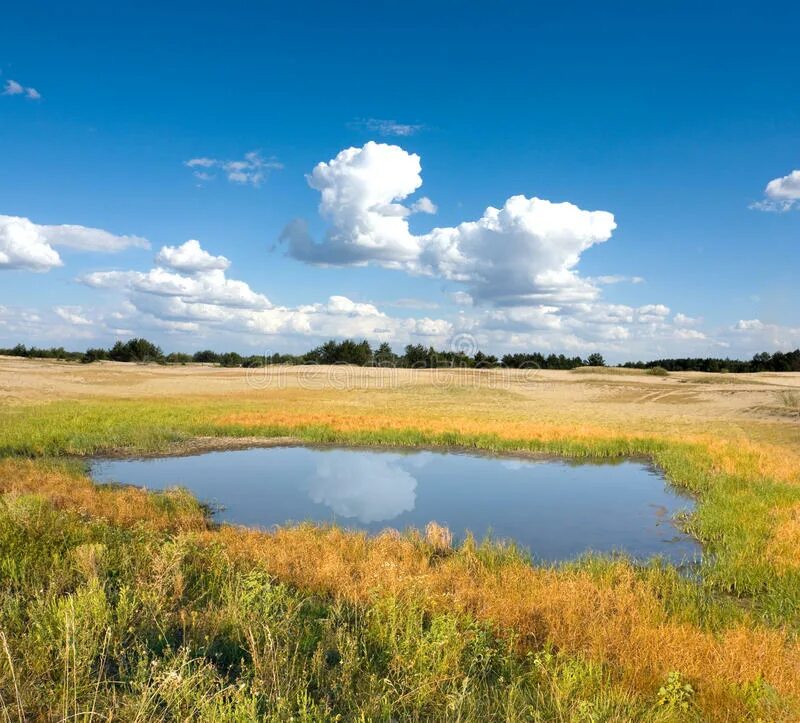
[
  {"xmin": 0, "ymin": 491, "xmax": 624, "ymax": 720},
  {"xmin": 1, "ymin": 364, "xmax": 800, "ymax": 720}
]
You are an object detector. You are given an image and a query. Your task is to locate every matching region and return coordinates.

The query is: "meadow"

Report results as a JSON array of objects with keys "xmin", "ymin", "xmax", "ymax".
[{"xmin": 1, "ymin": 357, "xmax": 799, "ymax": 721}]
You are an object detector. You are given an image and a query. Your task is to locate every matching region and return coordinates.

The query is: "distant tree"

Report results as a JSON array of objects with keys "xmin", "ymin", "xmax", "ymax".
[
  {"xmin": 374, "ymin": 342, "xmax": 397, "ymax": 366},
  {"xmin": 403, "ymin": 344, "xmax": 429, "ymax": 368},
  {"xmin": 82, "ymin": 348, "xmax": 110, "ymax": 363},
  {"xmin": 219, "ymin": 352, "xmax": 243, "ymax": 367},
  {"xmin": 165, "ymin": 352, "xmax": 192, "ymax": 364},
  {"xmin": 586, "ymin": 353, "xmax": 606, "ymax": 367},
  {"xmin": 108, "ymin": 338, "xmax": 163, "ymax": 363},
  {"xmin": 192, "ymin": 350, "xmax": 220, "ymax": 364}
]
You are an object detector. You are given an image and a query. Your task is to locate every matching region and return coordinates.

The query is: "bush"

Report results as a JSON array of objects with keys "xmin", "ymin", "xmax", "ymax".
[{"xmin": 647, "ymin": 366, "xmax": 669, "ymax": 376}]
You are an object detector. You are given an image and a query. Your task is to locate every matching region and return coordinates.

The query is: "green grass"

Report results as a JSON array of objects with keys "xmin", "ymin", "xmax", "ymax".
[
  {"xmin": 0, "ymin": 494, "xmax": 683, "ymax": 721},
  {"xmin": 1, "ymin": 399, "xmax": 798, "ymax": 626},
  {"xmin": 1, "ymin": 398, "xmax": 799, "ymax": 719}
]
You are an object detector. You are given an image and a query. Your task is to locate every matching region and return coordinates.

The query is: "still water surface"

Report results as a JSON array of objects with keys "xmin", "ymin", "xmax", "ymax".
[{"xmin": 91, "ymin": 446, "xmax": 699, "ymax": 563}]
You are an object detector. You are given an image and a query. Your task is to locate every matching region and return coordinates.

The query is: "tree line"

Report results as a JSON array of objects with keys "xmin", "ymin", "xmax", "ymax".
[
  {"xmin": 621, "ymin": 349, "xmax": 800, "ymax": 373},
  {"xmin": 1, "ymin": 339, "xmax": 799, "ymax": 372}
]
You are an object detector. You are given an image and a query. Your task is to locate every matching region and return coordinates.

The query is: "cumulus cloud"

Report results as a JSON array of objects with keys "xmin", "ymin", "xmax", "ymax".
[
  {"xmin": 751, "ymin": 169, "xmax": 800, "ymax": 212},
  {"xmin": 674, "ymin": 312, "xmax": 700, "ymax": 326},
  {"xmin": 422, "ymin": 195, "xmax": 616, "ymax": 305},
  {"xmin": 453, "ymin": 298, "xmax": 730, "ymax": 358},
  {"xmin": 2, "ymin": 79, "xmax": 40, "ymax": 99},
  {"xmin": 735, "ymin": 319, "xmax": 765, "ymax": 331},
  {"xmin": 349, "ymin": 118, "xmax": 425, "ymax": 137},
  {"xmin": 185, "ymin": 151, "xmax": 282, "ymax": 187},
  {"xmin": 281, "ymin": 142, "xmax": 617, "ymax": 306},
  {"xmin": 155, "ymin": 239, "xmax": 230, "ymax": 273},
  {"xmin": 731, "ymin": 319, "xmax": 800, "ymax": 351},
  {"xmin": 410, "ymin": 196, "xmax": 438, "ymax": 214},
  {"xmin": 0, "ymin": 215, "xmax": 149, "ymax": 272},
  {"xmin": 82, "ymin": 267, "xmax": 272, "ymax": 311},
  {"xmin": 54, "ymin": 306, "xmax": 93, "ymax": 326},
  {"xmin": 77, "ymin": 238, "xmax": 454, "ymax": 348}
]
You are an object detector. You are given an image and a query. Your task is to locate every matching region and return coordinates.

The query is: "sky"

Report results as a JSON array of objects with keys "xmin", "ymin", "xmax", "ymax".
[{"xmin": 1, "ymin": 0, "xmax": 798, "ymax": 362}]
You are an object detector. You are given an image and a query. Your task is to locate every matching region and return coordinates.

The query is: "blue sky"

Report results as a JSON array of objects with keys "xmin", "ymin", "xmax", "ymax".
[{"xmin": 1, "ymin": 0, "xmax": 798, "ymax": 360}]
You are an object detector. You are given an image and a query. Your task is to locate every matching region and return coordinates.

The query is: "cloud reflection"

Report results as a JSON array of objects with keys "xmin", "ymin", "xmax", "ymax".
[{"xmin": 306, "ymin": 453, "xmax": 417, "ymax": 523}]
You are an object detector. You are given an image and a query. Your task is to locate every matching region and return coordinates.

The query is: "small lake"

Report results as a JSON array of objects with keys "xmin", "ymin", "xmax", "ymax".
[{"xmin": 90, "ymin": 446, "xmax": 699, "ymax": 564}]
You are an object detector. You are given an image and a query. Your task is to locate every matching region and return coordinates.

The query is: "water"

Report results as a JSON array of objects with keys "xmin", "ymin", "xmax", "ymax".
[{"xmin": 90, "ymin": 446, "xmax": 699, "ymax": 563}]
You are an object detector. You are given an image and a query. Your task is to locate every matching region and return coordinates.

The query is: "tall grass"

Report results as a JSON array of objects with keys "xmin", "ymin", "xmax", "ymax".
[
  {"xmin": 1, "ymin": 395, "xmax": 799, "ymax": 718},
  {"xmin": 0, "ymin": 491, "xmax": 682, "ymax": 721}
]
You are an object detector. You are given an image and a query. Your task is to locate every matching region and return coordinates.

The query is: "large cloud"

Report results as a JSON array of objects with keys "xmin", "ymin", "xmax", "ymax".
[
  {"xmin": 0, "ymin": 215, "xmax": 149, "ymax": 272},
  {"xmin": 282, "ymin": 142, "xmax": 425, "ymax": 267},
  {"xmin": 82, "ymin": 267, "xmax": 272, "ymax": 311},
  {"xmin": 421, "ymin": 195, "xmax": 615, "ymax": 304},
  {"xmin": 280, "ymin": 142, "xmax": 616, "ymax": 305}
]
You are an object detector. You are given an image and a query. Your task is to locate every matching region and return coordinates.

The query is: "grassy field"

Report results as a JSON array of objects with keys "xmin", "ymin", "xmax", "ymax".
[{"xmin": 1, "ymin": 357, "xmax": 799, "ymax": 720}]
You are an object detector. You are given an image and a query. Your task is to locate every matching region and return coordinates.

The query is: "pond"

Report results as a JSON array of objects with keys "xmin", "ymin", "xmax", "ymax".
[{"xmin": 90, "ymin": 445, "xmax": 700, "ymax": 564}]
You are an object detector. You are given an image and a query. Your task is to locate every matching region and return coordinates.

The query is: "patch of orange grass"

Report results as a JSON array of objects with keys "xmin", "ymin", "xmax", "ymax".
[
  {"xmin": 0, "ymin": 459, "xmax": 207, "ymax": 532},
  {"xmin": 217, "ymin": 411, "xmax": 644, "ymax": 446},
  {"xmin": 768, "ymin": 503, "xmax": 800, "ymax": 571},
  {"xmin": 697, "ymin": 437, "xmax": 800, "ymax": 487},
  {"xmin": 208, "ymin": 524, "xmax": 800, "ymax": 719}
]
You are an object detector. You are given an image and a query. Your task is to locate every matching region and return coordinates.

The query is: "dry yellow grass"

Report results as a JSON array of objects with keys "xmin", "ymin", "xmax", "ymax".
[
  {"xmin": 207, "ymin": 524, "xmax": 800, "ymax": 715},
  {"xmin": 769, "ymin": 503, "xmax": 800, "ymax": 571},
  {"xmin": 0, "ymin": 458, "xmax": 207, "ymax": 532}
]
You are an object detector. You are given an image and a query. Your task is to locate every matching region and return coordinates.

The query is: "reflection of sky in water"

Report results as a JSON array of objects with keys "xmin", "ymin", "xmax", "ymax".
[
  {"xmin": 91, "ymin": 446, "xmax": 700, "ymax": 564},
  {"xmin": 306, "ymin": 454, "xmax": 416, "ymax": 523}
]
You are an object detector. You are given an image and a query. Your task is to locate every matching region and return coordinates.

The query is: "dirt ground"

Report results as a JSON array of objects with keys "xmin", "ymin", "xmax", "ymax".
[{"xmin": 2, "ymin": 357, "xmax": 799, "ymax": 450}]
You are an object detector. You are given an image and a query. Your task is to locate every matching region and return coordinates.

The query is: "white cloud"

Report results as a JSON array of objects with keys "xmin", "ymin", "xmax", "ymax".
[
  {"xmin": 82, "ymin": 267, "xmax": 272, "ymax": 311},
  {"xmin": 731, "ymin": 319, "xmax": 800, "ymax": 352},
  {"xmin": 0, "ymin": 216, "xmax": 62, "ymax": 271},
  {"xmin": 422, "ymin": 195, "xmax": 616, "ymax": 305},
  {"xmin": 76, "ymin": 239, "xmax": 455, "ymax": 348},
  {"xmin": 735, "ymin": 319, "xmax": 764, "ymax": 331},
  {"xmin": 449, "ymin": 291, "xmax": 473, "ymax": 306},
  {"xmin": 411, "ymin": 196, "xmax": 438, "ymax": 214},
  {"xmin": 384, "ymin": 298, "xmax": 440, "ymax": 310},
  {"xmin": 185, "ymin": 151, "xmax": 282, "ymax": 187},
  {"xmin": 751, "ymin": 169, "xmax": 800, "ymax": 212},
  {"xmin": 674, "ymin": 312, "xmax": 700, "ymax": 326},
  {"xmin": 636, "ymin": 304, "xmax": 671, "ymax": 323},
  {"xmin": 0, "ymin": 215, "xmax": 148, "ymax": 272},
  {"xmin": 281, "ymin": 142, "xmax": 616, "ymax": 306},
  {"xmin": 2, "ymin": 79, "xmax": 40, "ymax": 99},
  {"xmin": 282, "ymin": 142, "xmax": 425, "ymax": 266},
  {"xmin": 674, "ymin": 328, "xmax": 706, "ymax": 340},
  {"xmin": 349, "ymin": 118, "xmax": 425, "ymax": 137},
  {"xmin": 155, "ymin": 239, "xmax": 230, "ymax": 273},
  {"xmin": 2, "ymin": 80, "xmax": 23, "ymax": 95},
  {"xmin": 37, "ymin": 223, "xmax": 149, "ymax": 253},
  {"xmin": 54, "ymin": 306, "xmax": 93, "ymax": 326},
  {"xmin": 594, "ymin": 274, "xmax": 645, "ymax": 285}
]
